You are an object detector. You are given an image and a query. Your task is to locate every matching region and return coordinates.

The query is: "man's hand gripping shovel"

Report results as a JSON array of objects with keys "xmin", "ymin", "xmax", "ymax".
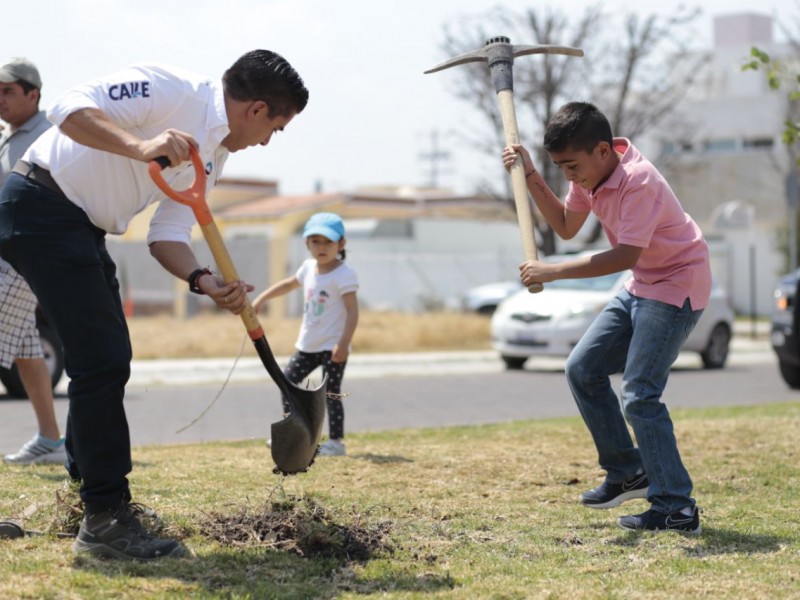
[{"xmin": 149, "ymin": 147, "xmax": 326, "ymax": 475}]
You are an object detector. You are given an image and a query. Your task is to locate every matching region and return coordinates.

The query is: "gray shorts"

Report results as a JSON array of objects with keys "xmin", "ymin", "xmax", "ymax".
[{"xmin": 0, "ymin": 259, "xmax": 43, "ymax": 368}]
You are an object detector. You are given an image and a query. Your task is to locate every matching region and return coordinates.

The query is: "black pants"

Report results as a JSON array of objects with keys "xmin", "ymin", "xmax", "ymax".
[{"xmin": 0, "ymin": 173, "xmax": 132, "ymax": 513}]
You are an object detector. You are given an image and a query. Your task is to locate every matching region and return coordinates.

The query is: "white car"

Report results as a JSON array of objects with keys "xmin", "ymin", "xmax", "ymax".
[
  {"xmin": 462, "ymin": 280, "xmax": 524, "ymax": 314},
  {"xmin": 490, "ymin": 264, "xmax": 734, "ymax": 370}
]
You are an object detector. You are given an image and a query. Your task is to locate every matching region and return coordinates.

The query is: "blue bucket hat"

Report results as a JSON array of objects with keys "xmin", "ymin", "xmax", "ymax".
[{"xmin": 303, "ymin": 212, "xmax": 344, "ymax": 242}]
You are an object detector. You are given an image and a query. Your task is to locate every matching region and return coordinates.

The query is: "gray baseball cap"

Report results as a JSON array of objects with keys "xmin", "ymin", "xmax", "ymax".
[{"xmin": 0, "ymin": 57, "xmax": 42, "ymax": 89}]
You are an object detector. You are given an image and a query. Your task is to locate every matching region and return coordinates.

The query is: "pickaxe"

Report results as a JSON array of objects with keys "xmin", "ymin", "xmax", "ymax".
[{"xmin": 425, "ymin": 37, "xmax": 584, "ymax": 293}]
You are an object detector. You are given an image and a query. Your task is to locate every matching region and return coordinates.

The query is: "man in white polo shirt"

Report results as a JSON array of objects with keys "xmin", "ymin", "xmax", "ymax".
[{"xmin": 0, "ymin": 49, "xmax": 308, "ymax": 560}]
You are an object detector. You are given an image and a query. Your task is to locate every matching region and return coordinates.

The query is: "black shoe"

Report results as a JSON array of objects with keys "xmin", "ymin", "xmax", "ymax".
[
  {"xmin": 618, "ymin": 506, "xmax": 701, "ymax": 534},
  {"xmin": 580, "ymin": 472, "xmax": 649, "ymax": 509},
  {"xmin": 73, "ymin": 501, "xmax": 186, "ymax": 560}
]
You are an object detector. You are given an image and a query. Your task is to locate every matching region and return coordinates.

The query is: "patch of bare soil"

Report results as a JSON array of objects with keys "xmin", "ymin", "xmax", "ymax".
[{"xmin": 199, "ymin": 496, "xmax": 393, "ymax": 562}]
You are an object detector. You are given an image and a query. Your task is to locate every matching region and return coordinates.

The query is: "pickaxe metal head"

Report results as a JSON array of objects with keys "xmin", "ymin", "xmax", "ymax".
[{"xmin": 425, "ymin": 36, "xmax": 584, "ymax": 93}]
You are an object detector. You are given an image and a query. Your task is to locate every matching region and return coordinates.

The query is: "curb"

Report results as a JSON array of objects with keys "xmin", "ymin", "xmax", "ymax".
[{"xmin": 115, "ymin": 333, "xmax": 773, "ymax": 389}]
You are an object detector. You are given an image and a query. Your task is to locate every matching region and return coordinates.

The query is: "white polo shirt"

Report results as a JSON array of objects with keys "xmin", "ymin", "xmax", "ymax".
[{"xmin": 23, "ymin": 63, "xmax": 230, "ymax": 243}]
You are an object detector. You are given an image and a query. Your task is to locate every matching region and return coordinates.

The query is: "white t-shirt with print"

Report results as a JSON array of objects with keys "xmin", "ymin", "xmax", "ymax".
[{"xmin": 294, "ymin": 259, "xmax": 359, "ymax": 353}]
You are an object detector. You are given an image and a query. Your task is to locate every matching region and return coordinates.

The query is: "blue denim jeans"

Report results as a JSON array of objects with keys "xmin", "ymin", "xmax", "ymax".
[{"xmin": 565, "ymin": 288, "xmax": 703, "ymax": 514}]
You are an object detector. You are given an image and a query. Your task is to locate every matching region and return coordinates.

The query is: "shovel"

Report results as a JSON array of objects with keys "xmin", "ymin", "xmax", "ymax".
[
  {"xmin": 148, "ymin": 147, "xmax": 326, "ymax": 475},
  {"xmin": 0, "ymin": 520, "xmax": 75, "ymax": 539}
]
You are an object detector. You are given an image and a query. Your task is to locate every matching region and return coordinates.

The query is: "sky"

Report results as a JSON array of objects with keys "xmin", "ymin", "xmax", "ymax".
[{"xmin": 3, "ymin": 0, "xmax": 793, "ymax": 196}]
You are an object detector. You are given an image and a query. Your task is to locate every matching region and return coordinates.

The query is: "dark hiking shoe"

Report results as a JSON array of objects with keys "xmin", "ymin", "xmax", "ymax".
[
  {"xmin": 127, "ymin": 502, "xmax": 165, "ymax": 534},
  {"xmin": 618, "ymin": 506, "xmax": 701, "ymax": 534},
  {"xmin": 580, "ymin": 472, "xmax": 649, "ymax": 509},
  {"xmin": 73, "ymin": 502, "xmax": 186, "ymax": 560}
]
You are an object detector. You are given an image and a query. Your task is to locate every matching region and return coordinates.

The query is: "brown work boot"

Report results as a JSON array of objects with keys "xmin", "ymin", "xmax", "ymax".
[{"xmin": 73, "ymin": 501, "xmax": 186, "ymax": 560}]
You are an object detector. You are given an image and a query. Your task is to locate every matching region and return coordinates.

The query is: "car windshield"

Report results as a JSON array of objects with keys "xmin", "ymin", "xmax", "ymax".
[{"xmin": 544, "ymin": 272, "xmax": 624, "ymax": 292}]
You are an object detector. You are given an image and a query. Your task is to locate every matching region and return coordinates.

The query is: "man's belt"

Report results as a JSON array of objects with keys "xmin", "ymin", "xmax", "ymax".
[{"xmin": 12, "ymin": 160, "xmax": 66, "ymax": 197}]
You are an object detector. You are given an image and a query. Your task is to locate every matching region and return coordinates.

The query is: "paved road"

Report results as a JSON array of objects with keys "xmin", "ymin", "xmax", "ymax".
[{"xmin": 2, "ymin": 334, "xmax": 795, "ymax": 455}]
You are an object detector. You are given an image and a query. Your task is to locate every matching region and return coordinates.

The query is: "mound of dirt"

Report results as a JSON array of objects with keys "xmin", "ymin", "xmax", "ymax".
[{"xmin": 200, "ymin": 496, "xmax": 393, "ymax": 561}]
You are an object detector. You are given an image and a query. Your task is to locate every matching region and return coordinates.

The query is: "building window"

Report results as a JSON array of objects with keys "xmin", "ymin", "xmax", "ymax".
[
  {"xmin": 660, "ymin": 141, "xmax": 694, "ymax": 156},
  {"xmin": 702, "ymin": 139, "xmax": 737, "ymax": 153},
  {"xmin": 742, "ymin": 137, "xmax": 774, "ymax": 149}
]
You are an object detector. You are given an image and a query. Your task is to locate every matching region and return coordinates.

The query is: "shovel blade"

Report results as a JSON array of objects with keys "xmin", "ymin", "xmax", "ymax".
[
  {"xmin": 0, "ymin": 521, "xmax": 25, "ymax": 539},
  {"xmin": 250, "ymin": 336, "xmax": 327, "ymax": 474},
  {"xmin": 270, "ymin": 376, "xmax": 327, "ymax": 474}
]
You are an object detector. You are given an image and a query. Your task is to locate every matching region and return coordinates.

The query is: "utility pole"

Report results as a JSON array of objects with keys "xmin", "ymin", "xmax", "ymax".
[{"xmin": 418, "ymin": 129, "xmax": 451, "ymax": 188}]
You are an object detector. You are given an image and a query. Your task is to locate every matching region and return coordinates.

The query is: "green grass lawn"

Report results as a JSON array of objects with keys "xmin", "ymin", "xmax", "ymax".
[{"xmin": 1, "ymin": 402, "xmax": 799, "ymax": 599}]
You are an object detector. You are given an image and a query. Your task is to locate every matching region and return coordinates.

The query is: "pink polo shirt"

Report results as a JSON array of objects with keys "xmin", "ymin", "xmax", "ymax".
[{"xmin": 564, "ymin": 138, "xmax": 711, "ymax": 310}]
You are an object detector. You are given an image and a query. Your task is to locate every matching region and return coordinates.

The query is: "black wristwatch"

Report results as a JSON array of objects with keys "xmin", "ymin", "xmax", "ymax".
[{"xmin": 188, "ymin": 267, "xmax": 212, "ymax": 295}]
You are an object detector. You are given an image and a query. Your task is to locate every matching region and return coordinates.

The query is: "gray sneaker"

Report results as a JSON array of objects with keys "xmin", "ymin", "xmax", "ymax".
[
  {"xmin": 3, "ymin": 434, "xmax": 67, "ymax": 465},
  {"xmin": 318, "ymin": 439, "xmax": 346, "ymax": 456},
  {"xmin": 73, "ymin": 501, "xmax": 186, "ymax": 560}
]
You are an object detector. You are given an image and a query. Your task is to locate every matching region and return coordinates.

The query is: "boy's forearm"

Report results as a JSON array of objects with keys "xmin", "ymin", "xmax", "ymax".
[{"xmin": 524, "ymin": 170, "xmax": 573, "ymax": 238}]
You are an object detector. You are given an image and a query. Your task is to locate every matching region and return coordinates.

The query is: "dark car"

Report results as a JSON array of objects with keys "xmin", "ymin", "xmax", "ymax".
[
  {"xmin": 0, "ymin": 306, "xmax": 65, "ymax": 398},
  {"xmin": 770, "ymin": 269, "xmax": 800, "ymax": 388}
]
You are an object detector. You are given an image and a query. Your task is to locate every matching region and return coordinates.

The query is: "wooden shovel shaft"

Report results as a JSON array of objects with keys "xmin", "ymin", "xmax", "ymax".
[
  {"xmin": 198, "ymin": 221, "xmax": 265, "ymax": 340},
  {"xmin": 497, "ymin": 89, "xmax": 544, "ymax": 293},
  {"xmin": 198, "ymin": 220, "xmax": 297, "ymax": 397}
]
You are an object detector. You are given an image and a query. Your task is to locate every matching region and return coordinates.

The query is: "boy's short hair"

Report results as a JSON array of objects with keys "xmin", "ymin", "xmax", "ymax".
[
  {"xmin": 544, "ymin": 102, "xmax": 613, "ymax": 154},
  {"xmin": 223, "ymin": 49, "xmax": 309, "ymax": 118}
]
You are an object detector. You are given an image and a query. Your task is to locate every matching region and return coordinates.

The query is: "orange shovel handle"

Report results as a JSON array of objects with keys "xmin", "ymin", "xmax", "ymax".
[{"xmin": 148, "ymin": 147, "xmax": 212, "ymax": 227}]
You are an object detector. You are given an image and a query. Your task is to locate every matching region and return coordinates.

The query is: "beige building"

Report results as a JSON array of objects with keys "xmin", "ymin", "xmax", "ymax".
[{"xmin": 111, "ymin": 177, "xmax": 516, "ymax": 316}]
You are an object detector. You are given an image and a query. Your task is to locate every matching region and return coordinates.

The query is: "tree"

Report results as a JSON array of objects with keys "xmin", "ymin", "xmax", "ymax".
[
  {"xmin": 742, "ymin": 48, "xmax": 800, "ymax": 165},
  {"xmin": 437, "ymin": 4, "xmax": 709, "ymax": 255},
  {"xmin": 742, "ymin": 45, "xmax": 800, "ymax": 269}
]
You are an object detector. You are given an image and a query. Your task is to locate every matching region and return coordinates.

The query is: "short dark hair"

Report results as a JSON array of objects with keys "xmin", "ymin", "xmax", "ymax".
[
  {"xmin": 543, "ymin": 102, "xmax": 613, "ymax": 154},
  {"xmin": 223, "ymin": 50, "xmax": 309, "ymax": 117},
  {"xmin": 14, "ymin": 79, "xmax": 40, "ymax": 107},
  {"xmin": 16, "ymin": 79, "xmax": 38, "ymax": 95}
]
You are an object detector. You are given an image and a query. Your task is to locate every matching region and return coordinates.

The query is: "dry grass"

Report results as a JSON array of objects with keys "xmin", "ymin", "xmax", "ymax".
[
  {"xmin": 0, "ymin": 403, "xmax": 798, "ymax": 598},
  {"xmin": 128, "ymin": 310, "xmax": 492, "ymax": 359}
]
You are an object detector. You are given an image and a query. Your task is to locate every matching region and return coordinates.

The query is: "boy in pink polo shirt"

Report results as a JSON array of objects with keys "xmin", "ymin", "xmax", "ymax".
[{"xmin": 502, "ymin": 102, "xmax": 710, "ymax": 534}]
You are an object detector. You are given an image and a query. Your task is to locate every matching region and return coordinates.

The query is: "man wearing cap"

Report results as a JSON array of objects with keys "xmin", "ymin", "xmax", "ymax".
[{"xmin": 0, "ymin": 57, "xmax": 66, "ymax": 466}]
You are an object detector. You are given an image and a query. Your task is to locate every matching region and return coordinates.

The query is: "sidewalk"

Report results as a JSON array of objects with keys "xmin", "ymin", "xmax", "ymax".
[
  {"xmin": 107, "ymin": 322, "xmax": 771, "ymax": 389},
  {"xmin": 733, "ymin": 318, "xmax": 770, "ymax": 340}
]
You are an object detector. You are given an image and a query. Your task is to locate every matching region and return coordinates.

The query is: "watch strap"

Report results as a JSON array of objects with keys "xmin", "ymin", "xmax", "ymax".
[{"xmin": 188, "ymin": 267, "xmax": 212, "ymax": 295}]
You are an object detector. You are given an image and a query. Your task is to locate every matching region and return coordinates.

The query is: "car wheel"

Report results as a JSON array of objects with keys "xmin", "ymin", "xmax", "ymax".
[
  {"xmin": 778, "ymin": 360, "xmax": 800, "ymax": 389},
  {"xmin": 501, "ymin": 355, "xmax": 527, "ymax": 370},
  {"xmin": 0, "ymin": 322, "xmax": 65, "ymax": 399},
  {"xmin": 700, "ymin": 323, "xmax": 731, "ymax": 369}
]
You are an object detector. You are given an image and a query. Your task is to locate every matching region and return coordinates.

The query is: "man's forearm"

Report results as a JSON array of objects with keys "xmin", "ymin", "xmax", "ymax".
[
  {"xmin": 59, "ymin": 108, "xmax": 144, "ymax": 161},
  {"xmin": 148, "ymin": 241, "xmax": 202, "ymax": 280}
]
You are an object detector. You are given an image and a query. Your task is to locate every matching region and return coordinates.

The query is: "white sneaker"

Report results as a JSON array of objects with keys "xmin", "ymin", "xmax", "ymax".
[
  {"xmin": 318, "ymin": 439, "xmax": 346, "ymax": 456},
  {"xmin": 3, "ymin": 434, "xmax": 67, "ymax": 465}
]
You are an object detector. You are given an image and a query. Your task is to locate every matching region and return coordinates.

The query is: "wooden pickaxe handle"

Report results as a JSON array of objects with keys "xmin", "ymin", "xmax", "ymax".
[{"xmin": 497, "ymin": 89, "xmax": 543, "ymax": 294}]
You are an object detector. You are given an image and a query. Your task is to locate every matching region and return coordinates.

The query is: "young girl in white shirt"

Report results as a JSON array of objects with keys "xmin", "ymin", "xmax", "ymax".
[{"xmin": 253, "ymin": 212, "xmax": 359, "ymax": 456}]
